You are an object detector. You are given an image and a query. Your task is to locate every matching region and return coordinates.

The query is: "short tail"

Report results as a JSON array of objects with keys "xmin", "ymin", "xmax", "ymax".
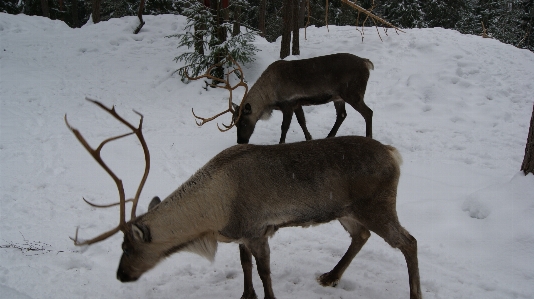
[
  {"xmin": 364, "ymin": 59, "xmax": 374, "ymax": 71},
  {"xmin": 385, "ymin": 145, "xmax": 403, "ymax": 166}
]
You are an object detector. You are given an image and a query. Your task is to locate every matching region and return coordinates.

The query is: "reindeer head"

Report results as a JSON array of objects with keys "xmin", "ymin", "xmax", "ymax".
[
  {"xmin": 231, "ymin": 102, "xmax": 255, "ymax": 144},
  {"xmin": 116, "ymin": 197, "xmax": 162, "ymax": 282}
]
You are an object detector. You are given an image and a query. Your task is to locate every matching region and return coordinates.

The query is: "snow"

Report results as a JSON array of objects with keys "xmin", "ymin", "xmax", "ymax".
[{"xmin": 1, "ymin": 12, "xmax": 534, "ymax": 299}]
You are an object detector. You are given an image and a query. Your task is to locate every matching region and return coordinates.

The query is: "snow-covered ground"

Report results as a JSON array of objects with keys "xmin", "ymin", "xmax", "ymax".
[{"xmin": 1, "ymin": 13, "xmax": 533, "ymax": 299}]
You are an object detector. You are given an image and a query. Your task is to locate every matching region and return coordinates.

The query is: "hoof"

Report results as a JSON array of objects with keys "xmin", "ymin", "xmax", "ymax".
[
  {"xmin": 317, "ymin": 272, "xmax": 339, "ymax": 287},
  {"xmin": 240, "ymin": 291, "xmax": 258, "ymax": 299}
]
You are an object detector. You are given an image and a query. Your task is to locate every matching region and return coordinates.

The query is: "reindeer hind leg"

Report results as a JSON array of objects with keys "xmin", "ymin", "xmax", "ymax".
[
  {"xmin": 364, "ymin": 216, "xmax": 422, "ymax": 299},
  {"xmin": 318, "ymin": 217, "xmax": 370, "ymax": 287},
  {"xmin": 384, "ymin": 223, "xmax": 422, "ymax": 299},
  {"xmin": 326, "ymin": 101, "xmax": 347, "ymax": 138}
]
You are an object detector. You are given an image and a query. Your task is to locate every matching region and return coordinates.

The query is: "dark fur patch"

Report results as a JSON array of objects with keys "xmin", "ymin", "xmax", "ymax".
[
  {"xmin": 275, "ymin": 94, "xmax": 333, "ymax": 109},
  {"xmin": 163, "ymin": 240, "xmax": 193, "ymax": 257}
]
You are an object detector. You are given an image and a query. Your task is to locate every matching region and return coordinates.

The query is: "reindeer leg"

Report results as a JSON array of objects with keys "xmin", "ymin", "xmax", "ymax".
[
  {"xmin": 350, "ymin": 100, "xmax": 373, "ymax": 138},
  {"xmin": 384, "ymin": 224, "xmax": 422, "ymax": 299},
  {"xmin": 318, "ymin": 217, "xmax": 370, "ymax": 287},
  {"xmin": 246, "ymin": 238, "xmax": 276, "ymax": 299},
  {"xmin": 279, "ymin": 106, "xmax": 294, "ymax": 144},
  {"xmin": 400, "ymin": 233, "xmax": 422, "ymax": 299},
  {"xmin": 327, "ymin": 101, "xmax": 347, "ymax": 138},
  {"xmin": 294, "ymin": 106, "xmax": 312, "ymax": 141},
  {"xmin": 360, "ymin": 207, "xmax": 422, "ymax": 299},
  {"xmin": 239, "ymin": 244, "xmax": 258, "ymax": 299}
]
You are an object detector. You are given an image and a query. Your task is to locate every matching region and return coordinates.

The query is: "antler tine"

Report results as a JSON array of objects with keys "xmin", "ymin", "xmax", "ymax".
[
  {"xmin": 224, "ymin": 55, "xmax": 249, "ymax": 127},
  {"xmin": 70, "ymin": 225, "xmax": 123, "ymax": 246},
  {"xmin": 184, "ymin": 64, "xmax": 227, "ymax": 86},
  {"xmin": 65, "ymin": 98, "xmax": 151, "ymax": 246},
  {"xmin": 82, "ymin": 197, "xmax": 134, "ymax": 208},
  {"xmin": 189, "ymin": 56, "xmax": 249, "ymax": 132},
  {"xmin": 192, "ymin": 107, "xmax": 234, "ymax": 127}
]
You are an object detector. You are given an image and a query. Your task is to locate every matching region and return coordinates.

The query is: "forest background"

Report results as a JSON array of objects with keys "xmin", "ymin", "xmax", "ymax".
[{"xmin": 1, "ymin": 0, "xmax": 533, "ymax": 52}]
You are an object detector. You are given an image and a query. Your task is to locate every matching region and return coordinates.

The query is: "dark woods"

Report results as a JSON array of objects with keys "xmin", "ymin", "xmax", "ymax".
[{"xmin": 3, "ymin": 0, "xmax": 531, "ymax": 51}]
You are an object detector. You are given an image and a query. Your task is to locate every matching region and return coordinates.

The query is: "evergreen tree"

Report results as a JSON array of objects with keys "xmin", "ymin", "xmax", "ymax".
[
  {"xmin": 423, "ymin": 0, "xmax": 465, "ymax": 28},
  {"xmin": 169, "ymin": 0, "xmax": 260, "ymax": 80},
  {"xmin": 455, "ymin": 0, "xmax": 481, "ymax": 35},
  {"xmin": 1, "ymin": 0, "xmax": 22, "ymax": 14},
  {"xmin": 382, "ymin": 0, "xmax": 426, "ymax": 28}
]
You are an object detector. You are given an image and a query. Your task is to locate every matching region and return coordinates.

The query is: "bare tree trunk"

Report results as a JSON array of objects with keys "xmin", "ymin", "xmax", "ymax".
[
  {"xmin": 233, "ymin": 3, "xmax": 241, "ymax": 37},
  {"xmin": 210, "ymin": 0, "xmax": 225, "ymax": 80},
  {"xmin": 92, "ymin": 0, "xmax": 101, "ymax": 24},
  {"xmin": 258, "ymin": 0, "xmax": 267, "ymax": 37},
  {"xmin": 521, "ymin": 103, "xmax": 534, "ymax": 175},
  {"xmin": 194, "ymin": 23, "xmax": 205, "ymax": 55},
  {"xmin": 280, "ymin": 0, "xmax": 293, "ymax": 59},
  {"xmin": 71, "ymin": 0, "xmax": 80, "ymax": 28},
  {"xmin": 133, "ymin": 0, "xmax": 146, "ymax": 34},
  {"xmin": 193, "ymin": 0, "xmax": 205, "ymax": 55},
  {"xmin": 292, "ymin": 0, "xmax": 300, "ymax": 55},
  {"xmin": 298, "ymin": 0, "xmax": 306, "ymax": 28},
  {"xmin": 41, "ymin": 0, "xmax": 50, "ymax": 18}
]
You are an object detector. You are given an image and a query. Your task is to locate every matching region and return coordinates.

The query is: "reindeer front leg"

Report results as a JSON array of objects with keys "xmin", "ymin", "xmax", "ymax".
[
  {"xmin": 245, "ymin": 238, "xmax": 276, "ymax": 299},
  {"xmin": 279, "ymin": 106, "xmax": 294, "ymax": 144},
  {"xmin": 239, "ymin": 244, "xmax": 258, "ymax": 299}
]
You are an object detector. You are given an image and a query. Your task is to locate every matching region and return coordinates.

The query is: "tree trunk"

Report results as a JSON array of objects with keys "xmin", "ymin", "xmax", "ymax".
[
  {"xmin": 71, "ymin": 0, "xmax": 80, "ymax": 28},
  {"xmin": 210, "ymin": 0, "xmax": 225, "ymax": 80},
  {"xmin": 92, "ymin": 0, "xmax": 101, "ymax": 24},
  {"xmin": 233, "ymin": 3, "xmax": 241, "ymax": 37},
  {"xmin": 521, "ymin": 103, "xmax": 534, "ymax": 175},
  {"xmin": 298, "ymin": 0, "xmax": 307, "ymax": 28},
  {"xmin": 194, "ymin": 0, "xmax": 205, "ymax": 55},
  {"xmin": 280, "ymin": 0, "xmax": 293, "ymax": 59},
  {"xmin": 292, "ymin": 0, "xmax": 300, "ymax": 55},
  {"xmin": 258, "ymin": 0, "xmax": 267, "ymax": 37},
  {"xmin": 134, "ymin": 0, "xmax": 146, "ymax": 34},
  {"xmin": 41, "ymin": 0, "xmax": 50, "ymax": 18}
]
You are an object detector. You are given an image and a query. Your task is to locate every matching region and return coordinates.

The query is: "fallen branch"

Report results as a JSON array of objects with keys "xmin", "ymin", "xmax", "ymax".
[{"xmin": 341, "ymin": 0, "xmax": 405, "ymax": 39}]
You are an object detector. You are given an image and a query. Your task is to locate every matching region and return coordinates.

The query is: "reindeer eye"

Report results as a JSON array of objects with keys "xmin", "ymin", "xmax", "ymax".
[{"xmin": 122, "ymin": 243, "xmax": 131, "ymax": 256}]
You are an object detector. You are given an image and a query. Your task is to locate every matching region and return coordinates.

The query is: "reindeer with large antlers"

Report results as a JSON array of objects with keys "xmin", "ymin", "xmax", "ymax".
[
  {"xmin": 191, "ymin": 53, "xmax": 374, "ymax": 144},
  {"xmin": 67, "ymin": 98, "xmax": 422, "ymax": 299}
]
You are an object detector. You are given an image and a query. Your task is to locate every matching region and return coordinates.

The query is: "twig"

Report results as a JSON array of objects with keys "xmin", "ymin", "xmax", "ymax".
[
  {"xmin": 325, "ymin": 0, "xmax": 329, "ymax": 32},
  {"xmin": 305, "ymin": 0, "xmax": 311, "ymax": 40},
  {"xmin": 0, "ymin": 232, "xmax": 66, "ymax": 256}
]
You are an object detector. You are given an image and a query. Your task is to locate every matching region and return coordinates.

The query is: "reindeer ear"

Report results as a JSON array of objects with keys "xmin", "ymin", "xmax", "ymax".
[
  {"xmin": 148, "ymin": 196, "xmax": 161, "ymax": 211},
  {"xmin": 243, "ymin": 103, "xmax": 252, "ymax": 114},
  {"xmin": 132, "ymin": 224, "xmax": 151, "ymax": 243},
  {"xmin": 232, "ymin": 102, "xmax": 239, "ymax": 111}
]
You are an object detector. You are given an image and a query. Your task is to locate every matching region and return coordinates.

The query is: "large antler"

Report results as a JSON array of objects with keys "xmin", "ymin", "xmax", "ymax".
[
  {"xmin": 65, "ymin": 98, "xmax": 150, "ymax": 246},
  {"xmin": 188, "ymin": 56, "xmax": 249, "ymax": 132}
]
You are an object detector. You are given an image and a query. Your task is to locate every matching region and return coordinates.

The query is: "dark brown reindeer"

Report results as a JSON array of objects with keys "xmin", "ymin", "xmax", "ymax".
[
  {"xmin": 191, "ymin": 53, "xmax": 374, "ymax": 144},
  {"xmin": 66, "ymin": 99, "xmax": 421, "ymax": 299}
]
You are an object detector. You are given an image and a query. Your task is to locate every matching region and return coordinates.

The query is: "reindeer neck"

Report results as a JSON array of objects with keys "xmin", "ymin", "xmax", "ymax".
[{"xmin": 138, "ymin": 168, "xmax": 233, "ymax": 245}]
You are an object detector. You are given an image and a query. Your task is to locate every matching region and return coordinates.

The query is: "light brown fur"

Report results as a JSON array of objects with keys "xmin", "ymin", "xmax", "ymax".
[{"xmin": 116, "ymin": 136, "xmax": 422, "ymax": 299}]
